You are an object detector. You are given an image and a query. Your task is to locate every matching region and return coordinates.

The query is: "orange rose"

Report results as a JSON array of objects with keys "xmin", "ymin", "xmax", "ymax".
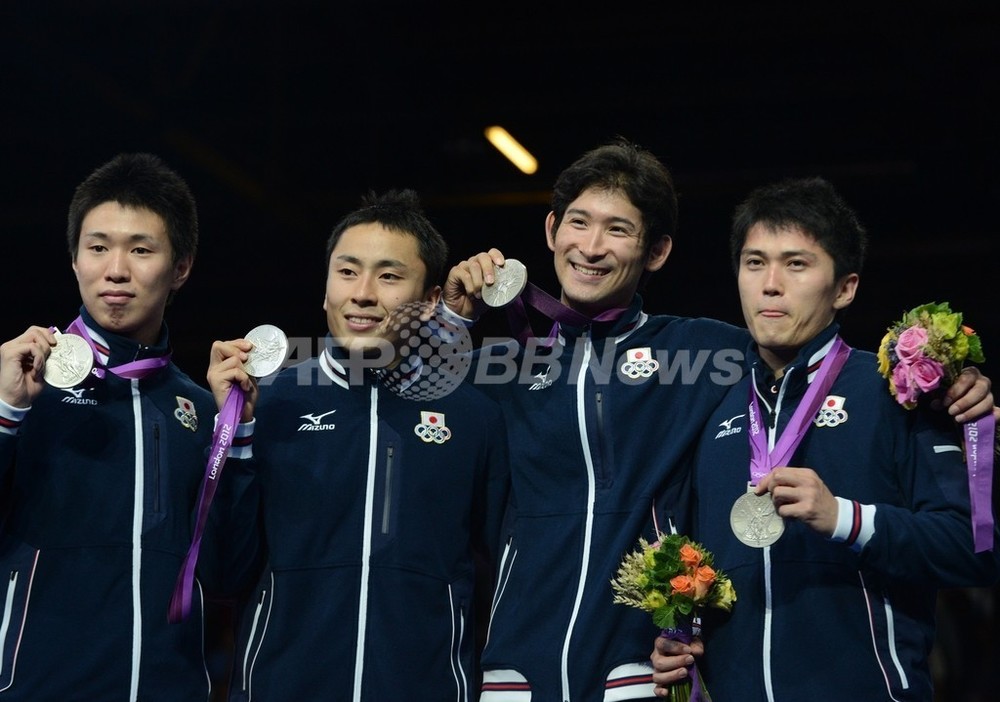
[
  {"xmin": 693, "ymin": 565, "xmax": 716, "ymax": 600},
  {"xmin": 670, "ymin": 575, "xmax": 695, "ymax": 597},
  {"xmin": 679, "ymin": 543, "xmax": 702, "ymax": 569}
]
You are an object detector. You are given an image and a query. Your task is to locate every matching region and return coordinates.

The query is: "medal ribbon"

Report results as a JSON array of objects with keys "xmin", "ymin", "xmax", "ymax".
[
  {"xmin": 66, "ymin": 317, "xmax": 170, "ymax": 379},
  {"xmin": 506, "ymin": 283, "xmax": 629, "ymax": 346},
  {"xmin": 168, "ymin": 384, "xmax": 244, "ymax": 622},
  {"xmin": 747, "ymin": 337, "xmax": 851, "ymax": 484},
  {"xmin": 964, "ymin": 412, "xmax": 995, "ymax": 553}
]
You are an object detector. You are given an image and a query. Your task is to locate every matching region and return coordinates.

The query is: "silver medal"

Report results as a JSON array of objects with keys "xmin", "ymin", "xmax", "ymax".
[
  {"xmin": 44, "ymin": 332, "xmax": 94, "ymax": 388},
  {"xmin": 481, "ymin": 258, "xmax": 528, "ymax": 308},
  {"xmin": 730, "ymin": 489, "xmax": 785, "ymax": 548},
  {"xmin": 242, "ymin": 324, "xmax": 289, "ymax": 378}
]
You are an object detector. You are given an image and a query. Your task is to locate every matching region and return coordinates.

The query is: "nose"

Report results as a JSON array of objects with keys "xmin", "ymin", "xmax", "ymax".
[
  {"xmin": 578, "ymin": 228, "xmax": 607, "ymax": 259},
  {"xmin": 351, "ymin": 272, "xmax": 377, "ymax": 304},
  {"xmin": 762, "ymin": 265, "xmax": 782, "ymax": 295},
  {"xmin": 105, "ymin": 249, "xmax": 130, "ymax": 282}
]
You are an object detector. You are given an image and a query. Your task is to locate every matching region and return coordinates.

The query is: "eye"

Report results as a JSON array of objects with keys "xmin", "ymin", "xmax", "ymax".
[
  {"xmin": 337, "ymin": 267, "xmax": 358, "ymax": 278},
  {"xmin": 380, "ymin": 271, "xmax": 402, "ymax": 281},
  {"xmin": 787, "ymin": 259, "xmax": 807, "ymax": 270},
  {"xmin": 743, "ymin": 256, "xmax": 764, "ymax": 269},
  {"xmin": 132, "ymin": 247, "xmax": 153, "ymax": 255}
]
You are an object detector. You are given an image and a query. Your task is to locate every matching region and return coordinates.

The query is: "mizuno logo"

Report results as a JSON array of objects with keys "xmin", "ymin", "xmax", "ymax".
[
  {"xmin": 61, "ymin": 387, "xmax": 97, "ymax": 405},
  {"xmin": 298, "ymin": 409, "xmax": 337, "ymax": 432},
  {"xmin": 714, "ymin": 414, "xmax": 745, "ymax": 439},
  {"xmin": 528, "ymin": 367, "xmax": 554, "ymax": 391}
]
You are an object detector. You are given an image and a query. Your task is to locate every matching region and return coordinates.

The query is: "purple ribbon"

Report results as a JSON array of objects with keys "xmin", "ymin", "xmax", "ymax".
[
  {"xmin": 168, "ymin": 385, "xmax": 244, "ymax": 622},
  {"xmin": 747, "ymin": 338, "xmax": 851, "ymax": 484},
  {"xmin": 965, "ymin": 412, "xmax": 995, "ymax": 553},
  {"xmin": 66, "ymin": 317, "xmax": 170, "ymax": 379},
  {"xmin": 505, "ymin": 282, "xmax": 629, "ymax": 346}
]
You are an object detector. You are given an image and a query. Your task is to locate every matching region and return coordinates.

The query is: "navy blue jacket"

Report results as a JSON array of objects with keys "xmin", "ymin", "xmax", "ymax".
[
  {"xmin": 693, "ymin": 324, "xmax": 1000, "ymax": 702},
  {"xmin": 0, "ymin": 309, "xmax": 218, "ymax": 701},
  {"xmin": 210, "ymin": 341, "xmax": 510, "ymax": 701},
  {"xmin": 475, "ymin": 296, "xmax": 748, "ymax": 701}
]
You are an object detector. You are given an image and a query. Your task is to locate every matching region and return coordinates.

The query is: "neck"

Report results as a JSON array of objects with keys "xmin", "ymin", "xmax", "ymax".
[{"xmin": 759, "ymin": 347, "xmax": 796, "ymax": 379}]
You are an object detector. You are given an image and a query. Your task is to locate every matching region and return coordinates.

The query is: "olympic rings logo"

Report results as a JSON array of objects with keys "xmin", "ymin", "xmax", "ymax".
[
  {"xmin": 620, "ymin": 358, "xmax": 660, "ymax": 379},
  {"xmin": 414, "ymin": 423, "xmax": 452, "ymax": 444}
]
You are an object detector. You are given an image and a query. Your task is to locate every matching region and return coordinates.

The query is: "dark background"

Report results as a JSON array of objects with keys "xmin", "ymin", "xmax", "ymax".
[{"xmin": 3, "ymin": 3, "xmax": 998, "ymax": 698}]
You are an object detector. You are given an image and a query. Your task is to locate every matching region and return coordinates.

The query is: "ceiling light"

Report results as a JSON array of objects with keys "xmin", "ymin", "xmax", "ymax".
[{"xmin": 484, "ymin": 126, "xmax": 538, "ymax": 175}]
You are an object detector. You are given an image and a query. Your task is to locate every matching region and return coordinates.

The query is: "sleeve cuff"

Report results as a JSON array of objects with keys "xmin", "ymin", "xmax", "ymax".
[
  {"xmin": 0, "ymin": 397, "xmax": 30, "ymax": 436},
  {"xmin": 438, "ymin": 302, "xmax": 476, "ymax": 328},
  {"xmin": 830, "ymin": 496, "xmax": 877, "ymax": 552},
  {"xmin": 214, "ymin": 414, "xmax": 255, "ymax": 460}
]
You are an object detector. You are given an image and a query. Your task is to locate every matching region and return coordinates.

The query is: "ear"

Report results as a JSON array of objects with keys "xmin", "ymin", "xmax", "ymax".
[
  {"xmin": 833, "ymin": 272, "xmax": 859, "ymax": 311},
  {"xmin": 645, "ymin": 235, "xmax": 672, "ymax": 273},
  {"xmin": 545, "ymin": 211, "xmax": 557, "ymax": 253},
  {"xmin": 419, "ymin": 285, "xmax": 443, "ymax": 322},
  {"xmin": 171, "ymin": 256, "xmax": 194, "ymax": 291}
]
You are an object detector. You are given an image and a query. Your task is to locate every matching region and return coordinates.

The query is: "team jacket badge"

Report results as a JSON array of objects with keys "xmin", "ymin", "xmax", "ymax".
[
  {"xmin": 174, "ymin": 396, "xmax": 199, "ymax": 431},
  {"xmin": 620, "ymin": 346, "xmax": 659, "ymax": 379},
  {"xmin": 414, "ymin": 410, "xmax": 452, "ymax": 444},
  {"xmin": 814, "ymin": 395, "xmax": 848, "ymax": 427}
]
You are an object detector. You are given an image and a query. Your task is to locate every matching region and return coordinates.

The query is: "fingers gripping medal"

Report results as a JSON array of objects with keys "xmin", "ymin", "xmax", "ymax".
[
  {"xmin": 242, "ymin": 324, "xmax": 289, "ymax": 377},
  {"xmin": 44, "ymin": 331, "xmax": 94, "ymax": 388},
  {"xmin": 481, "ymin": 259, "xmax": 528, "ymax": 308}
]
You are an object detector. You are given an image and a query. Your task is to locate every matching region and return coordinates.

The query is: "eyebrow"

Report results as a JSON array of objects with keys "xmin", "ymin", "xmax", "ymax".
[
  {"xmin": 565, "ymin": 207, "xmax": 638, "ymax": 229},
  {"xmin": 334, "ymin": 254, "xmax": 411, "ymax": 270},
  {"xmin": 741, "ymin": 247, "xmax": 819, "ymax": 260},
  {"xmin": 81, "ymin": 231, "xmax": 159, "ymax": 245}
]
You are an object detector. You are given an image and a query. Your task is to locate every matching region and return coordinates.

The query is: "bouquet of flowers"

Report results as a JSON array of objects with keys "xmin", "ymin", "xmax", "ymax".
[
  {"xmin": 611, "ymin": 532, "xmax": 736, "ymax": 702},
  {"xmin": 878, "ymin": 301, "xmax": 994, "ymax": 554},
  {"xmin": 877, "ymin": 301, "xmax": 984, "ymax": 409}
]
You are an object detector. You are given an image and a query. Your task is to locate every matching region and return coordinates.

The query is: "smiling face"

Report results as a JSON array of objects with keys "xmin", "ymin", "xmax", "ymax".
[
  {"xmin": 323, "ymin": 222, "xmax": 441, "ymax": 364},
  {"xmin": 737, "ymin": 222, "xmax": 858, "ymax": 373},
  {"xmin": 72, "ymin": 201, "xmax": 192, "ymax": 345},
  {"xmin": 545, "ymin": 187, "xmax": 670, "ymax": 317}
]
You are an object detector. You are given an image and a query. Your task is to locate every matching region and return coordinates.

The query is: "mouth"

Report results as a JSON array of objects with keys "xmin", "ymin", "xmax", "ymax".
[
  {"xmin": 345, "ymin": 314, "xmax": 384, "ymax": 332},
  {"xmin": 759, "ymin": 309, "xmax": 786, "ymax": 319},
  {"xmin": 570, "ymin": 262, "xmax": 608, "ymax": 278},
  {"xmin": 99, "ymin": 291, "xmax": 134, "ymax": 305}
]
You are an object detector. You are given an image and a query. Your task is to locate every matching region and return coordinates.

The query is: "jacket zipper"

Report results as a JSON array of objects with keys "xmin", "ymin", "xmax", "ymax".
[
  {"xmin": 382, "ymin": 446, "xmax": 394, "ymax": 534},
  {"xmin": 593, "ymin": 390, "xmax": 606, "ymax": 482},
  {"xmin": 153, "ymin": 423, "xmax": 161, "ymax": 513}
]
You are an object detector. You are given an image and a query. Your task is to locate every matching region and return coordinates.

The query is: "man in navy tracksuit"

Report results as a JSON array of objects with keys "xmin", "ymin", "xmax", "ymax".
[
  {"xmin": 205, "ymin": 189, "xmax": 510, "ymax": 701},
  {"xmin": 0, "ymin": 153, "xmax": 220, "ymax": 700},
  {"xmin": 441, "ymin": 139, "xmax": 749, "ymax": 701},
  {"xmin": 651, "ymin": 177, "xmax": 1000, "ymax": 700}
]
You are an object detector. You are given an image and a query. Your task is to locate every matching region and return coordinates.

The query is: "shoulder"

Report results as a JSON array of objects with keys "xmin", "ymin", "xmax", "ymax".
[
  {"xmin": 165, "ymin": 364, "xmax": 213, "ymax": 403},
  {"xmin": 639, "ymin": 314, "xmax": 750, "ymax": 349}
]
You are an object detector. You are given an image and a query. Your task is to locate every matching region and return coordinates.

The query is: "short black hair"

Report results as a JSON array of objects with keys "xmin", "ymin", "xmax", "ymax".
[
  {"xmin": 325, "ymin": 189, "xmax": 448, "ymax": 291},
  {"xmin": 730, "ymin": 176, "xmax": 867, "ymax": 280},
  {"xmin": 550, "ymin": 136, "xmax": 678, "ymax": 260},
  {"xmin": 66, "ymin": 152, "xmax": 198, "ymax": 264}
]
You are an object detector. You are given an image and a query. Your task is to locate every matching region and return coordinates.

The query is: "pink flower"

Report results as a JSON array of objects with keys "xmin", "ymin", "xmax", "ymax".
[
  {"xmin": 910, "ymin": 356, "xmax": 944, "ymax": 392},
  {"xmin": 895, "ymin": 326, "xmax": 928, "ymax": 362},
  {"xmin": 892, "ymin": 362, "xmax": 918, "ymax": 405}
]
